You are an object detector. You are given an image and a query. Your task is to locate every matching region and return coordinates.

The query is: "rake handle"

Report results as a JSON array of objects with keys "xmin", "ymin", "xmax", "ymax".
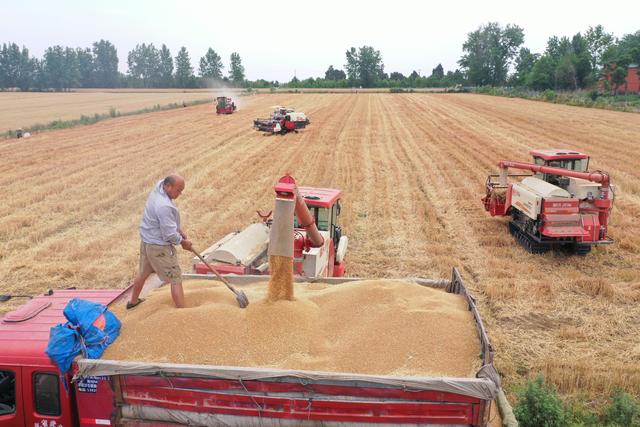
[{"xmin": 189, "ymin": 248, "xmax": 237, "ymax": 293}]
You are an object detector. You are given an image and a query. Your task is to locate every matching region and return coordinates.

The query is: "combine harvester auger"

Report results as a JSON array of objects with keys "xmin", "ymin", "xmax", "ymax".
[{"xmin": 482, "ymin": 149, "xmax": 614, "ymax": 255}]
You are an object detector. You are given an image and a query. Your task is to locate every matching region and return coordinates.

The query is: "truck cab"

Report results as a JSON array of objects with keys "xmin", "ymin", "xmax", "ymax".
[
  {"xmin": 0, "ymin": 289, "xmax": 125, "ymax": 427},
  {"xmin": 530, "ymin": 149, "xmax": 590, "ymax": 188}
]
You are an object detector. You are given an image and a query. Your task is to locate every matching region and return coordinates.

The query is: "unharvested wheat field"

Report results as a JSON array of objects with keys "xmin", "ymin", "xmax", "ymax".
[
  {"xmin": 0, "ymin": 90, "xmax": 219, "ymax": 130},
  {"xmin": 1, "ymin": 93, "xmax": 640, "ymax": 403}
]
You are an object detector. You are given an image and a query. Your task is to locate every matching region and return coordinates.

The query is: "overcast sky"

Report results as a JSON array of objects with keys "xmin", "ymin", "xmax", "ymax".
[{"xmin": 2, "ymin": 0, "xmax": 637, "ymax": 81}]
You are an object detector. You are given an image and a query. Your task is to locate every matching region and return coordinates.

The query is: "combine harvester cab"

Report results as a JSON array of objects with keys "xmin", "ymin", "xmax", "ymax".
[
  {"xmin": 192, "ymin": 178, "xmax": 347, "ymax": 278},
  {"xmin": 215, "ymin": 96, "xmax": 236, "ymax": 114},
  {"xmin": 482, "ymin": 149, "xmax": 614, "ymax": 254}
]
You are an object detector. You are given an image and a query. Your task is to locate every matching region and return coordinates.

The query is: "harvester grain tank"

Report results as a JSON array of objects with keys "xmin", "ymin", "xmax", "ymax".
[
  {"xmin": 482, "ymin": 149, "xmax": 614, "ymax": 254},
  {"xmin": 215, "ymin": 96, "xmax": 236, "ymax": 114},
  {"xmin": 192, "ymin": 175, "xmax": 347, "ymax": 277}
]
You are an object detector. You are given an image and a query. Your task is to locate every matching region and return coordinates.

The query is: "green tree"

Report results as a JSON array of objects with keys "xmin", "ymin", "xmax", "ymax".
[
  {"xmin": 526, "ymin": 55, "xmax": 556, "ymax": 90},
  {"xmin": 229, "ymin": 52, "xmax": 245, "ymax": 85},
  {"xmin": 585, "ymin": 25, "xmax": 615, "ymax": 73},
  {"xmin": 389, "ymin": 71, "xmax": 405, "ymax": 81},
  {"xmin": 459, "ymin": 22, "xmax": 524, "ymax": 86},
  {"xmin": 324, "ymin": 65, "xmax": 346, "ymax": 80},
  {"xmin": 127, "ymin": 43, "xmax": 161, "ymax": 88},
  {"xmin": 92, "ymin": 40, "xmax": 118, "ymax": 88},
  {"xmin": 555, "ymin": 54, "xmax": 577, "ymax": 90},
  {"xmin": 605, "ymin": 387, "xmax": 640, "ymax": 426},
  {"xmin": 514, "ymin": 375, "xmax": 567, "ymax": 427},
  {"xmin": 0, "ymin": 43, "xmax": 36, "ymax": 90},
  {"xmin": 570, "ymin": 33, "xmax": 592, "ymax": 88},
  {"xmin": 611, "ymin": 65, "xmax": 628, "ymax": 94},
  {"xmin": 513, "ymin": 47, "xmax": 539, "ymax": 85},
  {"xmin": 345, "ymin": 46, "xmax": 384, "ymax": 87},
  {"xmin": 199, "ymin": 48, "xmax": 223, "ymax": 80},
  {"xmin": 608, "ymin": 31, "xmax": 640, "ymax": 67},
  {"xmin": 431, "ymin": 64, "xmax": 444, "ymax": 79},
  {"xmin": 174, "ymin": 46, "xmax": 195, "ymax": 88},
  {"xmin": 75, "ymin": 47, "xmax": 94, "ymax": 88},
  {"xmin": 42, "ymin": 45, "xmax": 79, "ymax": 90},
  {"xmin": 159, "ymin": 44, "xmax": 173, "ymax": 87}
]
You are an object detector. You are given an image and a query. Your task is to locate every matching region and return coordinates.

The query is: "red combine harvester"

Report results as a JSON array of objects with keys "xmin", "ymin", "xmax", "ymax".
[
  {"xmin": 482, "ymin": 149, "xmax": 614, "ymax": 254},
  {"xmin": 215, "ymin": 96, "xmax": 236, "ymax": 114},
  {"xmin": 254, "ymin": 106, "xmax": 310, "ymax": 134},
  {"xmin": 192, "ymin": 175, "xmax": 347, "ymax": 278},
  {"xmin": 0, "ymin": 271, "xmax": 500, "ymax": 427}
]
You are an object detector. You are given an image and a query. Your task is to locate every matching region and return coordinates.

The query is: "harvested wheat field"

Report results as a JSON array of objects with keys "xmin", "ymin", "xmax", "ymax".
[
  {"xmin": 0, "ymin": 89, "xmax": 218, "ymax": 130},
  {"xmin": 106, "ymin": 279, "xmax": 481, "ymax": 377},
  {"xmin": 1, "ymin": 93, "xmax": 640, "ymax": 404}
]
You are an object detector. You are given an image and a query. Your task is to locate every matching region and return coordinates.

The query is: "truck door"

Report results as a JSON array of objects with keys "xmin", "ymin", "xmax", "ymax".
[
  {"xmin": 0, "ymin": 366, "xmax": 24, "ymax": 427},
  {"xmin": 22, "ymin": 367, "xmax": 74, "ymax": 427}
]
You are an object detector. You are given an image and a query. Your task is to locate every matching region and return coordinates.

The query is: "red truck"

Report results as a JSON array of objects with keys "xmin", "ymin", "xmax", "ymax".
[{"xmin": 0, "ymin": 269, "xmax": 500, "ymax": 427}]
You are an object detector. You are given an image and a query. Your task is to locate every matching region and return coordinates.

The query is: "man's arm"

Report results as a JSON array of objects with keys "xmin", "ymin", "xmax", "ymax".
[{"xmin": 157, "ymin": 205, "xmax": 183, "ymax": 245}]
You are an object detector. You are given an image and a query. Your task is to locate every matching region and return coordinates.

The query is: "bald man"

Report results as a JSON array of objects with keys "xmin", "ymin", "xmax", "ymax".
[{"xmin": 128, "ymin": 175, "xmax": 192, "ymax": 309}]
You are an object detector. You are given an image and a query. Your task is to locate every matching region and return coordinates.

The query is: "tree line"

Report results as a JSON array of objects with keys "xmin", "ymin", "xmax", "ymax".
[
  {"xmin": 459, "ymin": 23, "xmax": 640, "ymax": 92},
  {"xmin": 1, "ymin": 25, "xmax": 638, "ymax": 91},
  {"xmin": 0, "ymin": 40, "xmax": 246, "ymax": 90}
]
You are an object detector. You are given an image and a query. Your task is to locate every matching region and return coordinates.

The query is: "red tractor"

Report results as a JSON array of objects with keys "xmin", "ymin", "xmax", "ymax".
[
  {"xmin": 482, "ymin": 149, "xmax": 614, "ymax": 255},
  {"xmin": 215, "ymin": 96, "xmax": 236, "ymax": 114},
  {"xmin": 192, "ymin": 175, "xmax": 347, "ymax": 277}
]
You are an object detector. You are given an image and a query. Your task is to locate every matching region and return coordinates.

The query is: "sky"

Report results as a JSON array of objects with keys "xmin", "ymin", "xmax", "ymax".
[{"xmin": 1, "ymin": 0, "xmax": 638, "ymax": 82}]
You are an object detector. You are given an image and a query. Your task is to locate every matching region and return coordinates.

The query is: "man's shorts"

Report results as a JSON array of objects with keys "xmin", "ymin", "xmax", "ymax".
[{"xmin": 139, "ymin": 241, "xmax": 182, "ymax": 285}]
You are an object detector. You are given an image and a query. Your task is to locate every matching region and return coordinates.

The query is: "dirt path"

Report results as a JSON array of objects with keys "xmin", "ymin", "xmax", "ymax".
[{"xmin": 1, "ymin": 93, "xmax": 639, "ymax": 401}]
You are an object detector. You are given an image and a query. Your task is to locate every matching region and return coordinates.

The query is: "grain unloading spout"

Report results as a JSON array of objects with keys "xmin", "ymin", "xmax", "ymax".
[{"xmin": 268, "ymin": 178, "xmax": 296, "ymax": 258}]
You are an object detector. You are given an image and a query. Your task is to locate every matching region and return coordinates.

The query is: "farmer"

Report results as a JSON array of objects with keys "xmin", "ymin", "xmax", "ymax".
[{"xmin": 127, "ymin": 175, "xmax": 192, "ymax": 309}]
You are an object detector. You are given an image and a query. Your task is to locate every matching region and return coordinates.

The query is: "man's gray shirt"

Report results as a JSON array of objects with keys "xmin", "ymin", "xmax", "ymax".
[{"xmin": 139, "ymin": 180, "xmax": 182, "ymax": 246}]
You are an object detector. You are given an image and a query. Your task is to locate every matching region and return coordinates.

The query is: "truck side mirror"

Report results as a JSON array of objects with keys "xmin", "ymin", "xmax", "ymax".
[{"xmin": 336, "ymin": 200, "xmax": 341, "ymax": 216}]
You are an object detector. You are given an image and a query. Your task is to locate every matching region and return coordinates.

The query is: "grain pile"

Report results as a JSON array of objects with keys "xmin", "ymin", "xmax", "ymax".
[
  {"xmin": 105, "ymin": 279, "xmax": 481, "ymax": 377},
  {"xmin": 267, "ymin": 255, "xmax": 294, "ymax": 301}
]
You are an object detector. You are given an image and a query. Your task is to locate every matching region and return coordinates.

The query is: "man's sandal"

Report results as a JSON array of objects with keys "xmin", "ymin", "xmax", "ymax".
[{"xmin": 126, "ymin": 298, "xmax": 145, "ymax": 310}]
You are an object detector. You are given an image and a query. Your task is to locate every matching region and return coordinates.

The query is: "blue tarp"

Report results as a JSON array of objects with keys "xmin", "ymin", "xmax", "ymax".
[{"xmin": 45, "ymin": 298, "xmax": 121, "ymax": 376}]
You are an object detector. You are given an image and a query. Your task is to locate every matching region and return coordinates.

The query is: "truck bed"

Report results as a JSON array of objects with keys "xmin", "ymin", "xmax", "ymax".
[{"xmin": 75, "ymin": 269, "xmax": 500, "ymax": 426}]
